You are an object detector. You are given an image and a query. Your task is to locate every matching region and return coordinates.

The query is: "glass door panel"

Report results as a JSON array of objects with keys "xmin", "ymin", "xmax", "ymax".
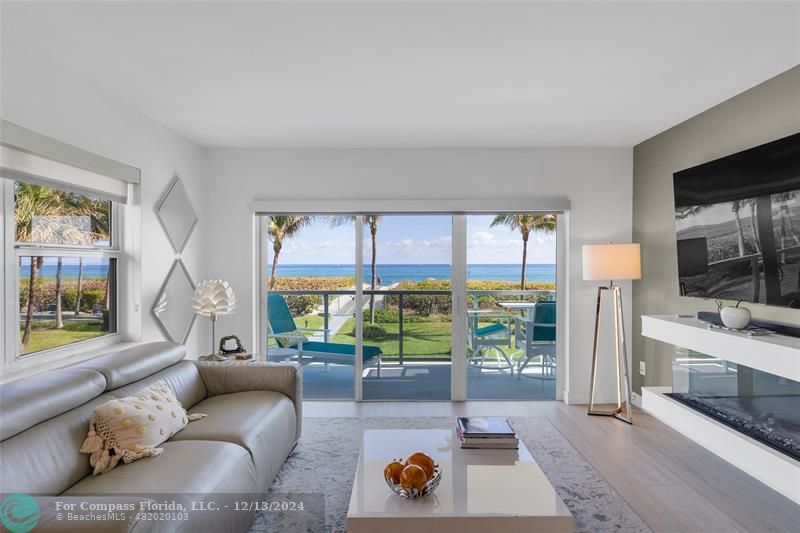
[
  {"xmin": 263, "ymin": 214, "xmax": 357, "ymax": 399},
  {"xmin": 465, "ymin": 214, "xmax": 557, "ymax": 399},
  {"xmin": 361, "ymin": 215, "xmax": 452, "ymax": 400}
]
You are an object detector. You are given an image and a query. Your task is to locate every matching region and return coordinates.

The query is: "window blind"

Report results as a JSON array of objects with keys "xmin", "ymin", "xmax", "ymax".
[{"xmin": 0, "ymin": 120, "xmax": 140, "ymax": 203}]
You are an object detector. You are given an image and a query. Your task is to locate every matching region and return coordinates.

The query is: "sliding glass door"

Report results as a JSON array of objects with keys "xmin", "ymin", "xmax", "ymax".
[
  {"xmin": 361, "ymin": 215, "xmax": 452, "ymax": 400},
  {"xmin": 260, "ymin": 211, "xmax": 558, "ymax": 401},
  {"xmin": 465, "ymin": 214, "xmax": 557, "ymax": 400},
  {"xmin": 263, "ymin": 214, "xmax": 358, "ymax": 399}
]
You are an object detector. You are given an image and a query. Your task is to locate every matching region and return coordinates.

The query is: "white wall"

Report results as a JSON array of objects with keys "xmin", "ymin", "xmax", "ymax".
[
  {"xmin": 632, "ymin": 66, "xmax": 800, "ymax": 394},
  {"xmin": 206, "ymin": 148, "xmax": 633, "ymax": 403},
  {"xmin": 1, "ymin": 48, "xmax": 209, "ymax": 361}
]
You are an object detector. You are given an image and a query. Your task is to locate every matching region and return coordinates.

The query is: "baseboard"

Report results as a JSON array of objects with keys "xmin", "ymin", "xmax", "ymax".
[
  {"xmin": 563, "ymin": 389, "xmax": 633, "ymax": 406},
  {"xmin": 562, "ymin": 389, "xmax": 587, "ymax": 405},
  {"xmin": 642, "ymin": 386, "xmax": 799, "ymax": 505}
]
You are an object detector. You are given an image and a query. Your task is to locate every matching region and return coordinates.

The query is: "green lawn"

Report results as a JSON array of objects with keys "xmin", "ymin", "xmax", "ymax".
[
  {"xmin": 281, "ymin": 313, "xmax": 528, "ymax": 362},
  {"xmin": 331, "ymin": 318, "xmax": 452, "ymax": 359},
  {"xmin": 20, "ymin": 321, "xmax": 107, "ymax": 354},
  {"xmin": 295, "ymin": 313, "xmax": 326, "ymax": 330}
]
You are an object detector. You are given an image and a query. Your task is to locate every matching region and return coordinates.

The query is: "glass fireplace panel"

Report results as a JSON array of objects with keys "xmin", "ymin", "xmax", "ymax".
[{"xmin": 669, "ymin": 347, "xmax": 800, "ymax": 460}]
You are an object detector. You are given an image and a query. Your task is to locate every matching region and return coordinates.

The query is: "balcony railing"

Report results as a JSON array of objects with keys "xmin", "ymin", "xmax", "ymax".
[{"xmin": 268, "ymin": 289, "xmax": 555, "ymax": 364}]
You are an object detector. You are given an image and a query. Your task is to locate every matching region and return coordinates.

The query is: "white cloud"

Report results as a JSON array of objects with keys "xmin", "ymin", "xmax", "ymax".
[{"xmin": 422, "ymin": 235, "xmax": 452, "ymax": 248}]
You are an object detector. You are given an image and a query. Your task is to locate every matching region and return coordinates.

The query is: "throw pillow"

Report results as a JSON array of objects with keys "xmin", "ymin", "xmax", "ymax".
[
  {"xmin": 80, "ymin": 380, "xmax": 206, "ymax": 475},
  {"xmin": 276, "ymin": 329, "xmax": 307, "ymax": 349}
]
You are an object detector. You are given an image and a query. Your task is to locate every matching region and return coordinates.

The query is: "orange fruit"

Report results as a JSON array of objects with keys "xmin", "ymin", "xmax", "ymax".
[
  {"xmin": 405, "ymin": 452, "xmax": 435, "ymax": 479},
  {"xmin": 384, "ymin": 461, "xmax": 404, "ymax": 484},
  {"xmin": 399, "ymin": 464, "xmax": 427, "ymax": 491}
]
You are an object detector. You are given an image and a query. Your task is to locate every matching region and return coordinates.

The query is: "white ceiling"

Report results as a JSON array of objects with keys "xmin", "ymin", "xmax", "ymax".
[{"xmin": 2, "ymin": 1, "xmax": 798, "ymax": 148}]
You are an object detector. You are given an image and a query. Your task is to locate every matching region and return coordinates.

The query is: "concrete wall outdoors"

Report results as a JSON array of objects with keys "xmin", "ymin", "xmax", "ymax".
[
  {"xmin": 632, "ymin": 66, "xmax": 800, "ymax": 394},
  {"xmin": 205, "ymin": 147, "xmax": 633, "ymax": 404}
]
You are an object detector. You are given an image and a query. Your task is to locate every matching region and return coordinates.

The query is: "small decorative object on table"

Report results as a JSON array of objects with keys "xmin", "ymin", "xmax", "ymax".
[
  {"xmin": 716, "ymin": 299, "xmax": 751, "ymax": 330},
  {"xmin": 383, "ymin": 452, "xmax": 441, "ymax": 499},
  {"xmin": 219, "ymin": 335, "xmax": 246, "ymax": 355}
]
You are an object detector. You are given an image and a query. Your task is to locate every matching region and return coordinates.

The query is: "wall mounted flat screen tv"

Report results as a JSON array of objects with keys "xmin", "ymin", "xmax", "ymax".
[{"xmin": 674, "ymin": 132, "xmax": 800, "ymax": 308}]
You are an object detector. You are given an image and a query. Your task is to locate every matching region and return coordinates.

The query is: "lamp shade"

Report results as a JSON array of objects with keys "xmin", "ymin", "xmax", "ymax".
[
  {"xmin": 582, "ymin": 243, "xmax": 641, "ymax": 281},
  {"xmin": 192, "ymin": 279, "xmax": 237, "ymax": 317}
]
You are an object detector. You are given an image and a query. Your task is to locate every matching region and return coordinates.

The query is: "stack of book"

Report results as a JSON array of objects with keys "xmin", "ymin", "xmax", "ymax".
[{"xmin": 456, "ymin": 416, "xmax": 518, "ymax": 449}]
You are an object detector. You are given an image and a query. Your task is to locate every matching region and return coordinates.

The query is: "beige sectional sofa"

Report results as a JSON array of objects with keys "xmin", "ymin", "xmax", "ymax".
[{"xmin": 0, "ymin": 342, "xmax": 302, "ymax": 532}]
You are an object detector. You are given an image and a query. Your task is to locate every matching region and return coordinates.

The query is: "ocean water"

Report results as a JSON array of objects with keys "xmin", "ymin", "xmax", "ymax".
[
  {"xmin": 23, "ymin": 263, "xmax": 557, "ymax": 284},
  {"xmin": 19, "ymin": 264, "xmax": 109, "ymax": 278},
  {"xmin": 273, "ymin": 264, "xmax": 555, "ymax": 284}
]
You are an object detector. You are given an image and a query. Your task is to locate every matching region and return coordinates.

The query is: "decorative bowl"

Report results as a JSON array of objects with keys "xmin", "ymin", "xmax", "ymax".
[{"xmin": 384, "ymin": 465, "xmax": 442, "ymax": 499}]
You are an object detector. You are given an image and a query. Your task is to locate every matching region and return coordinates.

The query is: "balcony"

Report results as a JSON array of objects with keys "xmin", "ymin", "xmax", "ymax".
[{"xmin": 266, "ymin": 289, "xmax": 556, "ymax": 400}]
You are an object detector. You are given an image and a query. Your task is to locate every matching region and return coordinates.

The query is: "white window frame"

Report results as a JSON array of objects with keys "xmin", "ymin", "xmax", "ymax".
[
  {"xmin": 1, "ymin": 178, "xmax": 133, "ymax": 367},
  {"xmin": 253, "ymin": 198, "xmax": 569, "ymax": 402}
]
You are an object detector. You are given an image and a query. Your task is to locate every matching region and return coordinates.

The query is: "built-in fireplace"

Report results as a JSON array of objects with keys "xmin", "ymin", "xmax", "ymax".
[{"xmin": 668, "ymin": 348, "xmax": 800, "ymax": 461}]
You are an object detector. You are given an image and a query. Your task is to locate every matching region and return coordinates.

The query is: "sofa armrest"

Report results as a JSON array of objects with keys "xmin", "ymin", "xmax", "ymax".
[{"xmin": 194, "ymin": 361, "xmax": 302, "ymax": 440}]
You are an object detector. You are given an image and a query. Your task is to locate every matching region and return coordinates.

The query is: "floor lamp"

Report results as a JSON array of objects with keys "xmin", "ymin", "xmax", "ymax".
[{"xmin": 582, "ymin": 243, "xmax": 641, "ymax": 424}]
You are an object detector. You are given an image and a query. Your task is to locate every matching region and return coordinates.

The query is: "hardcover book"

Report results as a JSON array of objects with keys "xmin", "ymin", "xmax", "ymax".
[{"xmin": 456, "ymin": 417, "xmax": 516, "ymax": 438}]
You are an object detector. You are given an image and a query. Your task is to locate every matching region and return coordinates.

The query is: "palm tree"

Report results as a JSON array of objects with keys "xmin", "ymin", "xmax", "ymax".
[
  {"xmin": 490, "ymin": 214, "xmax": 557, "ymax": 290},
  {"xmin": 731, "ymin": 200, "xmax": 746, "ymax": 257},
  {"xmin": 14, "ymin": 182, "xmax": 60, "ymax": 349},
  {"xmin": 14, "ymin": 183, "xmax": 111, "ymax": 347},
  {"xmin": 55, "ymin": 257, "xmax": 64, "ymax": 329},
  {"xmin": 75, "ymin": 258, "xmax": 84, "ymax": 315},
  {"xmin": 332, "ymin": 215, "xmax": 382, "ymax": 323},
  {"xmin": 748, "ymin": 199, "xmax": 761, "ymax": 254},
  {"xmin": 267, "ymin": 216, "xmax": 313, "ymax": 289}
]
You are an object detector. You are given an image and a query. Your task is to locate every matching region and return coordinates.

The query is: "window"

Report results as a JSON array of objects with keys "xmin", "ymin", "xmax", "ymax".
[{"xmin": 10, "ymin": 180, "xmax": 119, "ymax": 356}]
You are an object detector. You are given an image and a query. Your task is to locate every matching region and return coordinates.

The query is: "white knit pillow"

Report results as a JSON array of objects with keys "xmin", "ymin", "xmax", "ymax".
[{"xmin": 80, "ymin": 380, "xmax": 205, "ymax": 475}]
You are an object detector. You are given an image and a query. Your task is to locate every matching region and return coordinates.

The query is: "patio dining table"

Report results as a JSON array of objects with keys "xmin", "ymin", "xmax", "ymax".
[{"xmin": 497, "ymin": 301, "xmax": 538, "ymax": 320}]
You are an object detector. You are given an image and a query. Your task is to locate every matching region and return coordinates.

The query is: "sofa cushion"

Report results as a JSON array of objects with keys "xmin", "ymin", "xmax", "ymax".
[
  {"xmin": 65, "ymin": 440, "xmax": 257, "ymax": 495},
  {"xmin": 0, "ymin": 392, "xmax": 116, "ymax": 495},
  {"xmin": 169, "ymin": 391, "xmax": 297, "ymax": 490},
  {"xmin": 75, "ymin": 342, "xmax": 186, "ymax": 391},
  {"xmin": 105, "ymin": 361, "xmax": 206, "ymax": 411},
  {"xmin": 64, "ymin": 440, "xmax": 258, "ymax": 533},
  {"xmin": 0, "ymin": 367, "xmax": 106, "ymax": 440},
  {"xmin": 194, "ymin": 361, "xmax": 302, "ymax": 440}
]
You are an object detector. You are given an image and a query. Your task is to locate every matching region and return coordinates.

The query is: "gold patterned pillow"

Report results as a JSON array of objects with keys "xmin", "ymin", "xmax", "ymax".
[{"xmin": 80, "ymin": 380, "xmax": 206, "ymax": 475}]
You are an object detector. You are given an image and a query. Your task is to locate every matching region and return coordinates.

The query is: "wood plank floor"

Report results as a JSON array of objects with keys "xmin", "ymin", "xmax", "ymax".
[{"xmin": 303, "ymin": 401, "xmax": 799, "ymax": 532}]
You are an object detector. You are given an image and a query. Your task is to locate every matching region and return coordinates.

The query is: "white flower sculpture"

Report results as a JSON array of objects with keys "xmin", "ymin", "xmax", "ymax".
[{"xmin": 192, "ymin": 279, "xmax": 238, "ymax": 319}]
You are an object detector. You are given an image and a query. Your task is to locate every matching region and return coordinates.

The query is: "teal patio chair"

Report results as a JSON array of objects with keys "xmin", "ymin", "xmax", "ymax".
[
  {"xmin": 515, "ymin": 301, "xmax": 556, "ymax": 380},
  {"xmin": 467, "ymin": 309, "xmax": 514, "ymax": 375},
  {"xmin": 267, "ymin": 293, "xmax": 382, "ymax": 377}
]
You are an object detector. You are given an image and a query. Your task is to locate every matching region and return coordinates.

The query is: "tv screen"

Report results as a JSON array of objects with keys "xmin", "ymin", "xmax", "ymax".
[{"xmin": 674, "ymin": 132, "xmax": 800, "ymax": 307}]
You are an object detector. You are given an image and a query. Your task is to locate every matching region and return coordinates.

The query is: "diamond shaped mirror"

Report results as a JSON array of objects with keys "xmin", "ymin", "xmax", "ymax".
[
  {"xmin": 154, "ymin": 175, "xmax": 198, "ymax": 253},
  {"xmin": 152, "ymin": 259, "xmax": 196, "ymax": 344}
]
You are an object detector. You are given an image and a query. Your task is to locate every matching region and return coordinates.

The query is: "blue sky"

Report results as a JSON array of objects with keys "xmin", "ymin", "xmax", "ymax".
[{"xmin": 272, "ymin": 215, "xmax": 556, "ymax": 265}]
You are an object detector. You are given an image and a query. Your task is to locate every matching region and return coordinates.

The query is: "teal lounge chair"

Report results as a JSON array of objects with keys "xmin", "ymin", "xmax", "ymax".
[{"xmin": 267, "ymin": 293, "xmax": 382, "ymax": 376}]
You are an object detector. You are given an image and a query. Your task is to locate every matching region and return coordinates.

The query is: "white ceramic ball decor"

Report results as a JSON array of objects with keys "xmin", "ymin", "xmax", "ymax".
[{"xmin": 720, "ymin": 305, "xmax": 751, "ymax": 330}]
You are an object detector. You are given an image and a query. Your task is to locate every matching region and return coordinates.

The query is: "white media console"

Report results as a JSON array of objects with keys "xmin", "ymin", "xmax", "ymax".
[{"xmin": 640, "ymin": 315, "xmax": 800, "ymax": 505}]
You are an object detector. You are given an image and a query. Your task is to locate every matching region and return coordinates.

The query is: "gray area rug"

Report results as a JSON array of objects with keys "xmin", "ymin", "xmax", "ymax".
[{"xmin": 251, "ymin": 417, "xmax": 652, "ymax": 532}]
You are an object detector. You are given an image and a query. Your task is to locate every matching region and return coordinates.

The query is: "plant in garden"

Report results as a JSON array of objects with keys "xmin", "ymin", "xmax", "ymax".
[
  {"xmin": 271, "ymin": 276, "xmax": 355, "ymax": 316},
  {"xmin": 361, "ymin": 323, "xmax": 387, "ymax": 340},
  {"xmin": 490, "ymin": 213, "xmax": 556, "ymax": 291}
]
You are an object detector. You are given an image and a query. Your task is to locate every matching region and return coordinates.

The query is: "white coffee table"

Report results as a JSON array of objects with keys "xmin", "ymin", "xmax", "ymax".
[{"xmin": 346, "ymin": 429, "xmax": 572, "ymax": 533}]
